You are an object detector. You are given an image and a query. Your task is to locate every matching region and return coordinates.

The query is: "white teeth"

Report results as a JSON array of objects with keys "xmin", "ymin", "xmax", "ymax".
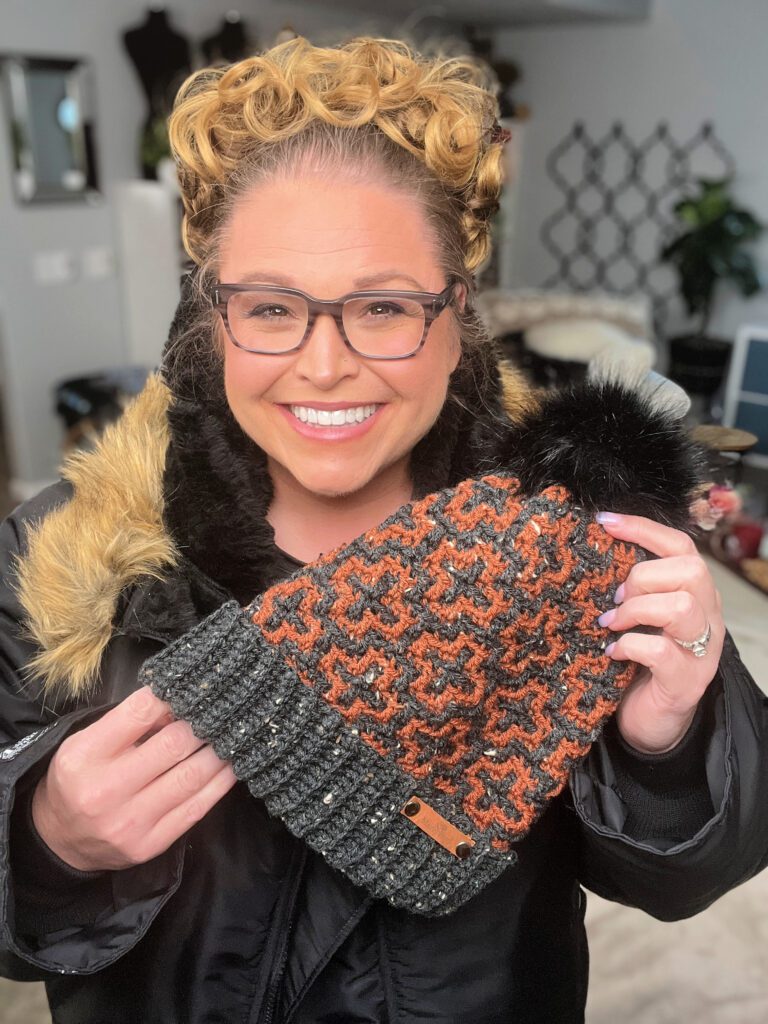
[{"xmin": 289, "ymin": 404, "xmax": 378, "ymax": 427}]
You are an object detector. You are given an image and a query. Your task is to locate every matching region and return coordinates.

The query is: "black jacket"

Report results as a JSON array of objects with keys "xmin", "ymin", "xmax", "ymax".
[{"xmin": 1, "ymin": 370, "xmax": 767, "ymax": 1024}]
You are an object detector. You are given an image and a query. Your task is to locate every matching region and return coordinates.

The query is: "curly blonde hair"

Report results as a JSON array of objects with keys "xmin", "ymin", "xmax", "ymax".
[{"xmin": 169, "ymin": 35, "xmax": 506, "ymax": 277}]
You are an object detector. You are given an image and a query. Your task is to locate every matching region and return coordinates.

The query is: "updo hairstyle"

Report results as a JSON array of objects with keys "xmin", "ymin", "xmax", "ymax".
[{"xmin": 164, "ymin": 35, "xmax": 510, "ymax": 414}]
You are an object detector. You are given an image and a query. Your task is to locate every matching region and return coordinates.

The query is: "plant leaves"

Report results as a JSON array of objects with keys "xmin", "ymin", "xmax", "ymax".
[{"xmin": 660, "ymin": 178, "xmax": 763, "ymax": 317}]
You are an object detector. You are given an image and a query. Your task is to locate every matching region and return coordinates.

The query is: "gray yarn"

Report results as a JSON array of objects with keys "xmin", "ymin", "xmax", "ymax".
[{"xmin": 142, "ymin": 601, "xmax": 514, "ymax": 915}]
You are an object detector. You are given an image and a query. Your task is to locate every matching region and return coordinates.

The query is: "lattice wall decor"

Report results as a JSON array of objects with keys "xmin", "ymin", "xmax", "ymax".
[{"xmin": 540, "ymin": 122, "xmax": 735, "ymax": 332}]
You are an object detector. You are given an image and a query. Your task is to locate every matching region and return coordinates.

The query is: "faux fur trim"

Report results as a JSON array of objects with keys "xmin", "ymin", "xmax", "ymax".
[
  {"xmin": 495, "ymin": 379, "xmax": 710, "ymax": 529},
  {"xmin": 13, "ymin": 364, "xmax": 538, "ymax": 701},
  {"xmin": 13, "ymin": 374, "xmax": 179, "ymax": 701},
  {"xmin": 499, "ymin": 361, "xmax": 542, "ymax": 425}
]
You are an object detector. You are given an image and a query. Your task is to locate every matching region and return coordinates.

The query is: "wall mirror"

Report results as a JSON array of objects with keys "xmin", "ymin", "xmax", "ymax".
[{"xmin": 1, "ymin": 54, "xmax": 99, "ymax": 203}]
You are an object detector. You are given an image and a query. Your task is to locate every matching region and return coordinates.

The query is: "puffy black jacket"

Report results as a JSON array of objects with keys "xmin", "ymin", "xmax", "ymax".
[{"xmin": 1, "ymin": 377, "xmax": 768, "ymax": 1024}]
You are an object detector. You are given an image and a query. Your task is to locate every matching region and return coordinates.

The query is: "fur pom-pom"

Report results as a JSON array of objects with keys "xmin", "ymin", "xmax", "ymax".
[{"xmin": 497, "ymin": 379, "xmax": 711, "ymax": 531}]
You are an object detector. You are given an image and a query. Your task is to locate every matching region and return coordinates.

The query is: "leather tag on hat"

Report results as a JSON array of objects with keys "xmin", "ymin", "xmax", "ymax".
[{"xmin": 401, "ymin": 796, "xmax": 475, "ymax": 860}]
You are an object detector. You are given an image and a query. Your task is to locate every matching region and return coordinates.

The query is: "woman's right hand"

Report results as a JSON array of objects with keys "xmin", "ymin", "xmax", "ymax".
[{"xmin": 31, "ymin": 685, "xmax": 237, "ymax": 871}]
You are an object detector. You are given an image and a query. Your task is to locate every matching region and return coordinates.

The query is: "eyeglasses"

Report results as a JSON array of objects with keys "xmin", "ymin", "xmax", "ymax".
[{"xmin": 210, "ymin": 280, "xmax": 457, "ymax": 359}]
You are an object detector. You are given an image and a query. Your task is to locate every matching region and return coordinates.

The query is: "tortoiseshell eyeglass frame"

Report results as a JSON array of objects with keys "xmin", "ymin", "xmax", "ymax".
[{"xmin": 210, "ymin": 280, "xmax": 458, "ymax": 359}]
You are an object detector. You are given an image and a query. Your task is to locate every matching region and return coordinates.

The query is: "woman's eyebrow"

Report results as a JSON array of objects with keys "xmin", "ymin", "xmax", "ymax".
[
  {"xmin": 233, "ymin": 270, "xmax": 427, "ymax": 290},
  {"xmin": 353, "ymin": 271, "xmax": 426, "ymax": 290}
]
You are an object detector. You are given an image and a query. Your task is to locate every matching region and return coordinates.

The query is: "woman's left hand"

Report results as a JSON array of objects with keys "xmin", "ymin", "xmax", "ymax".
[{"xmin": 595, "ymin": 511, "xmax": 725, "ymax": 755}]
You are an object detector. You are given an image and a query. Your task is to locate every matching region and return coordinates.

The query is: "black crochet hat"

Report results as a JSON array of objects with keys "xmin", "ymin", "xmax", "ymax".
[{"xmin": 141, "ymin": 377, "xmax": 709, "ymax": 916}]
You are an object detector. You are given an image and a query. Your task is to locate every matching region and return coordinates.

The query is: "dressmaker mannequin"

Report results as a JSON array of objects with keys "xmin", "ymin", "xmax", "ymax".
[
  {"xmin": 123, "ymin": 5, "xmax": 192, "ymax": 176},
  {"xmin": 202, "ymin": 11, "xmax": 253, "ymax": 65}
]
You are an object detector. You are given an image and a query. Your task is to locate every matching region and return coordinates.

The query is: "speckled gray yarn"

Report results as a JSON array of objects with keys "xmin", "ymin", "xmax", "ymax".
[
  {"xmin": 141, "ymin": 600, "xmax": 513, "ymax": 915},
  {"xmin": 140, "ymin": 473, "xmax": 644, "ymax": 917}
]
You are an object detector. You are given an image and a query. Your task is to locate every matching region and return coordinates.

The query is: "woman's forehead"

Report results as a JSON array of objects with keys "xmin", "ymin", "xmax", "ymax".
[{"xmin": 218, "ymin": 176, "xmax": 443, "ymax": 286}]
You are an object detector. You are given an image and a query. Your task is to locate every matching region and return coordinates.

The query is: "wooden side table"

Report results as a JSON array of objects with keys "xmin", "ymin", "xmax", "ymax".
[{"xmin": 691, "ymin": 425, "xmax": 759, "ymax": 483}]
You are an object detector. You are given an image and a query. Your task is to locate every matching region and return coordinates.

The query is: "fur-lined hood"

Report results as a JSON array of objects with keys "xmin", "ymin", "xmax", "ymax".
[
  {"xmin": 13, "ymin": 374, "xmax": 180, "ymax": 700},
  {"xmin": 12, "ymin": 364, "xmax": 540, "ymax": 702}
]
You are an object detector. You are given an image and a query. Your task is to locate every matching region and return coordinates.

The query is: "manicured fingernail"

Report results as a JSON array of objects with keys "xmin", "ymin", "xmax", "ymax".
[
  {"xmin": 613, "ymin": 584, "xmax": 625, "ymax": 604},
  {"xmin": 605, "ymin": 642, "xmax": 616, "ymax": 656},
  {"xmin": 598, "ymin": 609, "xmax": 617, "ymax": 627},
  {"xmin": 596, "ymin": 511, "xmax": 621, "ymax": 526}
]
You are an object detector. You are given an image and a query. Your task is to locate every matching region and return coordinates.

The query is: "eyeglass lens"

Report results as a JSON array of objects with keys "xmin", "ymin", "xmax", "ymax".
[{"xmin": 226, "ymin": 290, "xmax": 427, "ymax": 356}]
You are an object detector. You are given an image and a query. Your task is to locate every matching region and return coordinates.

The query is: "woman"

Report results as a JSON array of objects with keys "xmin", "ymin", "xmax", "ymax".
[{"xmin": 1, "ymin": 36, "xmax": 766, "ymax": 1023}]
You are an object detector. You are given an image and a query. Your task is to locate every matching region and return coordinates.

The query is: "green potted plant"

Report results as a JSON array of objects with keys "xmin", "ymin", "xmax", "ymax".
[{"xmin": 660, "ymin": 177, "xmax": 763, "ymax": 399}]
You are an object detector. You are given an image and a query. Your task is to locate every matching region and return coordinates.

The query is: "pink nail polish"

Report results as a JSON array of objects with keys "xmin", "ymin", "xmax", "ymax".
[
  {"xmin": 596, "ymin": 511, "xmax": 621, "ymax": 526},
  {"xmin": 613, "ymin": 584, "xmax": 625, "ymax": 604},
  {"xmin": 605, "ymin": 642, "xmax": 616, "ymax": 656}
]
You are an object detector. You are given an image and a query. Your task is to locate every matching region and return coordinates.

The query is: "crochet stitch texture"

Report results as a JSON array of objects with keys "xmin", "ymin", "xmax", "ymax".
[{"xmin": 142, "ymin": 473, "xmax": 642, "ymax": 916}]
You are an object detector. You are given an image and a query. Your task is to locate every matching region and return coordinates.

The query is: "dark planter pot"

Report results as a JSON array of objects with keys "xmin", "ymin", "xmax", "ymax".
[{"xmin": 667, "ymin": 334, "xmax": 732, "ymax": 398}]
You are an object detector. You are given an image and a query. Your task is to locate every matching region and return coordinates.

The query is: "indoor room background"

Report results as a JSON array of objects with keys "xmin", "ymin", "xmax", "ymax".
[{"xmin": 1, "ymin": 2, "xmax": 767, "ymax": 1022}]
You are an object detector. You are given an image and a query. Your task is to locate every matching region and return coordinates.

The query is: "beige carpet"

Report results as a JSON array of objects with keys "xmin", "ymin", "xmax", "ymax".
[{"xmin": 586, "ymin": 871, "xmax": 768, "ymax": 1023}]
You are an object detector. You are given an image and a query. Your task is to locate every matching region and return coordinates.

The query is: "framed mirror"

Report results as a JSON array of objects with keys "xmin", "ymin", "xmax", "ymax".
[{"xmin": 1, "ymin": 54, "xmax": 100, "ymax": 203}]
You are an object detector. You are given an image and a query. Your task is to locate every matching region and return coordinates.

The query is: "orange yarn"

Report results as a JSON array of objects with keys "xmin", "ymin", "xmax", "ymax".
[{"xmin": 252, "ymin": 474, "xmax": 639, "ymax": 849}]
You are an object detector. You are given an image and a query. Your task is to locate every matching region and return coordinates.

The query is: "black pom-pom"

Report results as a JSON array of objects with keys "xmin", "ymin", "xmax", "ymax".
[{"xmin": 497, "ymin": 380, "xmax": 711, "ymax": 531}]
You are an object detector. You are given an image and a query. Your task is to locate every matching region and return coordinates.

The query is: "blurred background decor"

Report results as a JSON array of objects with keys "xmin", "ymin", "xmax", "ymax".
[
  {"xmin": 661, "ymin": 177, "xmax": 763, "ymax": 409},
  {"xmin": 202, "ymin": 10, "xmax": 254, "ymax": 64},
  {"xmin": 478, "ymin": 287, "xmax": 653, "ymax": 387},
  {"xmin": 122, "ymin": 5, "xmax": 192, "ymax": 179},
  {"xmin": 0, "ymin": 54, "xmax": 99, "ymax": 203},
  {"xmin": 721, "ymin": 325, "xmax": 768, "ymax": 464},
  {"xmin": 54, "ymin": 366, "xmax": 150, "ymax": 454}
]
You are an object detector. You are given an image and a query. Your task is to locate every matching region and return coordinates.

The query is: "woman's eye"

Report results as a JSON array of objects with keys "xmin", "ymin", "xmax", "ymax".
[
  {"xmin": 246, "ymin": 304, "xmax": 291, "ymax": 319},
  {"xmin": 363, "ymin": 302, "xmax": 405, "ymax": 317}
]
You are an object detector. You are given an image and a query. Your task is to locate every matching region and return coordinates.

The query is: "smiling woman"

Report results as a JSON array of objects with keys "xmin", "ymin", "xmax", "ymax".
[
  {"xmin": 216, "ymin": 176, "xmax": 463, "ymax": 550},
  {"xmin": 2, "ymin": 33, "xmax": 768, "ymax": 1024}
]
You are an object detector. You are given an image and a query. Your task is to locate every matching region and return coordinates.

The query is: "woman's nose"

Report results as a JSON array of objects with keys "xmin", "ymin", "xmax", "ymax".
[{"xmin": 293, "ymin": 313, "xmax": 360, "ymax": 388}]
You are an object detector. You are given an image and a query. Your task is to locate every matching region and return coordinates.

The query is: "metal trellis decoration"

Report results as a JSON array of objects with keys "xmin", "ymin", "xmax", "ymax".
[{"xmin": 540, "ymin": 122, "xmax": 735, "ymax": 332}]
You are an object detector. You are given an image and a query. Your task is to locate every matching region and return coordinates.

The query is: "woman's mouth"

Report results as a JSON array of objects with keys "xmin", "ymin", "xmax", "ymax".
[
  {"xmin": 276, "ymin": 403, "xmax": 384, "ymax": 440},
  {"xmin": 289, "ymin": 404, "xmax": 380, "ymax": 426}
]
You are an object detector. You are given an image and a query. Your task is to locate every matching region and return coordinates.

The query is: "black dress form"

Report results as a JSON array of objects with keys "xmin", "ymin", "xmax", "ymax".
[
  {"xmin": 122, "ymin": 8, "xmax": 192, "ymax": 177},
  {"xmin": 202, "ymin": 12, "xmax": 252, "ymax": 65}
]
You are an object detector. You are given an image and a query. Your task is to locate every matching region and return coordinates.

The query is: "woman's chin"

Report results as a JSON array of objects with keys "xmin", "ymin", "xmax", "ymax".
[
  {"xmin": 266, "ymin": 449, "xmax": 413, "ymax": 504},
  {"xmin": 281, "ymin": 464, "xmax": 377, "ymax": 501}
]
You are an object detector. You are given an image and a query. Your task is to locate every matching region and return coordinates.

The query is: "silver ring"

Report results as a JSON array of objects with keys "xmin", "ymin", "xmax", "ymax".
[{"xmin": 671, "ymin": 621, "xmax": 712, "ymax": 658}]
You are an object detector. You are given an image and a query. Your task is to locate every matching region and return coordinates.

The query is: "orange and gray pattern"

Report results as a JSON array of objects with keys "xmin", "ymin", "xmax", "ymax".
[{"xmin": 144, "ymin": 473, "xmax": 643, "ymax": 916}]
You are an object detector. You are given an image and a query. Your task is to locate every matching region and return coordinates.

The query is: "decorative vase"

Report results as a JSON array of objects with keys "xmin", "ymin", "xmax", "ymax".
[{"xmin": 667, "ymin": 334, "xmax": 732, "ymax": 398}]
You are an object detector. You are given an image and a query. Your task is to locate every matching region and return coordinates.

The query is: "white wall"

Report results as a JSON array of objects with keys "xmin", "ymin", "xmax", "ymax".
[
  {"xmin": 497, "ymin": 0, "xmax": 768, "ymax": 344},
  {"xmin": 0, "ymin": 0, "xmax": 389, "ymax": 491}
]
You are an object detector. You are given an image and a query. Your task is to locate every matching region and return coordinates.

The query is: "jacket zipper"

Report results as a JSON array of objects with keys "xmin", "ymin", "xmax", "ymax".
[
  {"xmin": 262, "ymin": 918, "xmax": 293, "ymax": 1024},
  {"xmin": 256, "ymin": 840, "xmax": 308, "ymax": 1024}
]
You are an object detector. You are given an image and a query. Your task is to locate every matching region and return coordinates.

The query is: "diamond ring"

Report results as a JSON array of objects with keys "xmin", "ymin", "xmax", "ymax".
[{"xmin": 671, "ymin": 621, "xmax": 712, "ymax": 658}]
